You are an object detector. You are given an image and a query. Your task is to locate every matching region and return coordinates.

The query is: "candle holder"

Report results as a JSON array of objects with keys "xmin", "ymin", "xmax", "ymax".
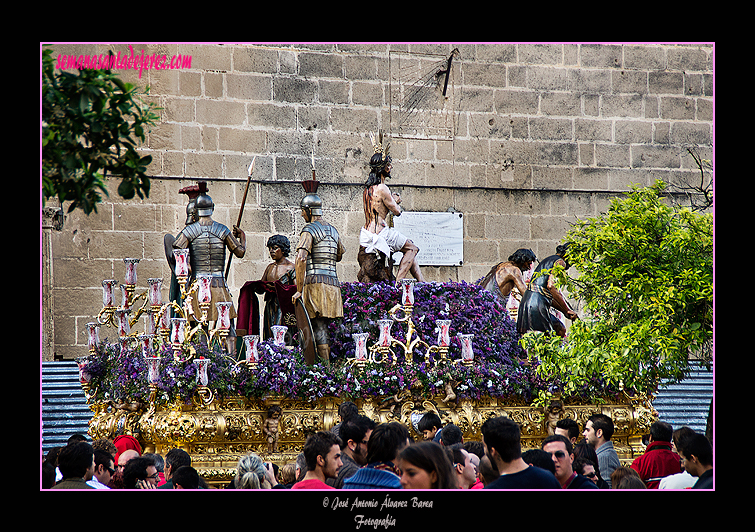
[
  {"xmin": 85, "ymin": 322, "xmax": 100, "ymax": 354},
  {"xmin": 97, "ymin": 280, "xmax": 119, "ymax": 326},
  {"xmin": 172, "ymin": 249, "xmax": 191, "ymax": 300},
  {"xmin": 210, "ymin": 301, "xmax": 233, "ymax": 352},
  {"xmin": 74, "ymin": 355, "xmax": 93, "ymax": 401},
  {"xmin": 115, "ymin": 308, "xmax": 132, "ymax": 337},
  {"xmin": 242, "ymin": 334, "xmax": 260, "ymax": 367},
  {"xmin": 139, "ymin": 334, "xmax": 156, "ymax": 357},
  {"xmin": 144, "ymin": 353, "xmax": 162, "ymax": 417},
  {"xmin": 193, "ymin": 357, "xmax": 214, "ymax": 406},
  {"xmin": 352, "ymin": 332, "xmax": 370, "ymax": 368},
  {"xmin": 145, "ymin": 354, "xmax": 162, "ymax": 385},
  {"xmin": 170, "ymin": 317, "xmax": 187, "ymax": 361},
  {"xmin": 122, "ymin": 258, "xmax": 140, "ymax": 307},
  {"xmin": 398, "ymin": 278, "xmax": 416, "ymax": 307},
  {"xmin": 147, "ymin": 278, "xmax": 163, "ymax": 311},
  {"xmin": 271, "ymin": 325, "xmax": 287, "ymax": 347},
  {"xmin": 458, "ymin": 333, "xmax": 475, "ymax": 366},
  {"xmin": 385, "ymin": 301, "xmax": 428, "ymax": 365}
]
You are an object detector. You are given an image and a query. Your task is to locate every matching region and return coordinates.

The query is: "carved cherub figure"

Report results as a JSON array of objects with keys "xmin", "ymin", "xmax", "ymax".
[{"xmin": 263, "ymin": 405, "xmax": 282, "ymax": 453}]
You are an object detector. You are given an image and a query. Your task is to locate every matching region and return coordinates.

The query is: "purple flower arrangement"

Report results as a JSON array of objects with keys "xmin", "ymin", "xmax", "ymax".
[{"xmin": 81, "ymin": 281, "xmax": 616, "ymax": 405}]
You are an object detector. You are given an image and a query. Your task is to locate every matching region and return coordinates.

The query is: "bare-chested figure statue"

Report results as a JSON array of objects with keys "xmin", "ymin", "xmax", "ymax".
[
  {"xmin": 479, "ymin": 248, "xmax": 537, "ymax": 303},
  {"xmin": 359, "ymin": 131, "xmax": 425, "ymax": 283}
]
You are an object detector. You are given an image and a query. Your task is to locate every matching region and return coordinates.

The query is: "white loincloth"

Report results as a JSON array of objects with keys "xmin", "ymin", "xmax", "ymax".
[{"xmin": 359, "ymin": 227, "xmax": 408, "ymax": 257}]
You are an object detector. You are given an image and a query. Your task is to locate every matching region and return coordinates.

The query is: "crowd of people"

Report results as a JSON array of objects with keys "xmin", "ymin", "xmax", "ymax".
[{"xmin": 42, "ymin": 402, "xmax": 713, "ymax": 490}]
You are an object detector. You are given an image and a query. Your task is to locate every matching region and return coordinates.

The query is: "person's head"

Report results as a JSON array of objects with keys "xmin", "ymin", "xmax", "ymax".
[
  {"xmin": 367, "ymin": 132, "xmax": 392, "ymax": 185},
  {"xmin": 398, "ymin": 441, "xmax": 457, "ymax": 489},
  {"xmin": 116, "ymin": 449, "xmax": 140, "ymax": 475},
  {"xmin": 113, "ymin": 434, "xmax": 142, "ymax": 472},
  {"xmin": 478, "ymin": 454, "xmax": 499, "ymax": 486},
  {"xmin": 164, "ymin": 448, "xmax": 192, "ymax": 480},
  {"xmin": 122, "ymin": 456, "xmax": 159, "ymax": 489},
  {"xmin": 481, "ymin": 416, "xmax": 522, "ymax": 465},
  {"xmin": 448, "ymin": 445, "xmax": 477, "ymax": 489},
  {"xmin": 366, "ymin": 422, "xmax": 411, "ymax": 464},
  {"xmin": 91, "ymin": 438, "xmax": 118, "ymax": 458},
  {"xmin": 574, "ymin": 458, "xmax": 599, "ymax": 485},
  {"xmin": 340, "ymin": 415, "xmax": 376, "ymax": 466},
  {"xmin": 266, "ymin": 234, "xmax": 291, "ymax": 259},
  {"xmin": 172, "ymin": 466, "xmax": 200, "ymax": 489},
  {"xmin": 338, "ymin": 401, "xmax": 359, "ymax": 423},
  {"xmin": 303, "ymin": 431, "xmax": 343, "ymax": 479},
  {"xmin": 57, "ymin": 442, "xmax": 95, "ymax": 481},
  {"xmin": 143, "ymin": 452, "xmax": 164, "ymax": 474},
  {"xmin": 649, "ymin": 421, "xmax": 674, "ymax": 443},
  {"xmin": 542, "ymin": 434, "xmax": 575, "ymax": 484},
  {"xmin": 439, "ymin": 423, "xmax": 463, "ymax": 446},
  {"xmin": 67, "ymin": 433, "xmax": 88, "ymax": 445},
  {"xmin": 617, "ymin": 475, "xmax": 647, "ymax": 489},
  {"xmin": 300, "ymin": 193, "xmax": 323, "ymax": 221},
  {"xmin": 280, "ymin": 462, "xmax": 297, "ymax": 485},
  {"xmin": 236, "ymin": 452, "xmax": 268, "ymax": 489},
  {"xmin": 508, "ymin": 248, "xmax": 537, "ymax": 272},
  {"xmin": 92, "ymin": 449, "xmax": 115, "ymax": 485},
  {"xmin": 295, "ymin": 452, "xmax": 307, "ymax": 482},
  {"xmin": 555, "ymin": 418, "xmax": 580, "ymax": 444},
  {"xmin": 678, "ymin": 433, "xmax": 713, "ymax": 477},
  {"xmin": 417, "ymin": 412, "xmax": 443, "ymax": 441},
  {"xmin": 556, "ymin": 242, "xmax": 571, "ymax": 268},
  {"xmin": 521, "ymin": 448, "xmax": 556, "ymax": 474},
  {"xmin": 584, "ymin": 413, "xmax": 614, "ymax": 447},
  {"xmin": 610, "ymin": 466, "xmax": 641, "ymax": 489},
  {"xmin": 195, "ymin": 193, "xmax": 214, "ymax": 218},
  {"xmin": 671, "ymin": 426, "xmax": 697, "ymax": 455}
]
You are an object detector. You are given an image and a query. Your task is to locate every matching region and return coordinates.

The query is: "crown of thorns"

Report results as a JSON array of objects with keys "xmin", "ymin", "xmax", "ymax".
[{"xmin": 369, "ymin": 130, "xmax": 391, "ymax": 166}]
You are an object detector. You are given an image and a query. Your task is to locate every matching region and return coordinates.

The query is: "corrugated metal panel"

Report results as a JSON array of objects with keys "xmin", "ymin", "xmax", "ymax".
[
  {"xmin": 652, "ymin": 363, "xmax": 713, "ymax": 435},
  {"xmin": 41, "ymin": 361, "xmax": 93, "ymax": 457}
]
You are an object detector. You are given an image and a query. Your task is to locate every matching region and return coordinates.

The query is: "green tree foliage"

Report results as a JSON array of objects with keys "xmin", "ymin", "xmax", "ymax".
[
  {"xmin": 521, "ymin": 182, "xmax": 713, "ymax": 404},
  {"xmin": 41, "ymin": 45, "xmax": 160, "ymax": 215}
]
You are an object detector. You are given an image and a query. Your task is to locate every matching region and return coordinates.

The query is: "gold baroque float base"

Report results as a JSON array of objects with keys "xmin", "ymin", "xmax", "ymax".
[{"xmin": 86, "ymin": 393, "xmax": 657, "ymax": 488}]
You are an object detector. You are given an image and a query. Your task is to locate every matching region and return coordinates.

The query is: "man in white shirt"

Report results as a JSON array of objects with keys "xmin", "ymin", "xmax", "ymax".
[{"xmin": 87, "ymin": 449, "xmax": 115, "ymax": 489}]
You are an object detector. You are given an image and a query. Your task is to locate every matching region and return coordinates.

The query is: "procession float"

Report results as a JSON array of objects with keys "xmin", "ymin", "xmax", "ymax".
[
  {"xmin": 77, "ymin": 253, "xmax": 656, "ymax": 487},
  {"xmin": 75, "ymin": 165, "xmax": 659, "ymax": 488}
]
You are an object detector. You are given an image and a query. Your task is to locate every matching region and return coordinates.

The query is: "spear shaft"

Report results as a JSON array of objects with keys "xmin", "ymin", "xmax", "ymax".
[{"xmin": 225, "ymin": 157, "xmax": 255, "ymax": 280}]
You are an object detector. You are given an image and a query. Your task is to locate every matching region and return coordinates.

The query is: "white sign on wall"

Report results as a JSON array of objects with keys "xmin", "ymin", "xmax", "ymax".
[{"xmin": 392, "ymin": 211, "xmax": 464, "ymax": 266}]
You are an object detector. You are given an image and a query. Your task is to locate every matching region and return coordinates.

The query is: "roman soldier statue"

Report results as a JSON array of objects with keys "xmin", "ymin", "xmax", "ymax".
[
  {"xmin": 172, "ymin": 192, "xmax": 246, "ymax": 353},
  {"xmin": 292, "ymin": 179, "xmax": 345, "ymax": 365}
]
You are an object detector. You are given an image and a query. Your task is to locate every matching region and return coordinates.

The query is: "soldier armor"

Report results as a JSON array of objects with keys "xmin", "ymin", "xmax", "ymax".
[
  {"xmin": 180, "ymin": 220, "xmax": 231, "ymax": 278},
  {"xmin": 301, "ymin": 220, "xmax": 340, "ymax": 287}
]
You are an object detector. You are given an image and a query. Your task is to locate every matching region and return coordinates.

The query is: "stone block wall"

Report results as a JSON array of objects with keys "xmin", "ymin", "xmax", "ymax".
[{"xmin": 44, "ymin": 43, "xmax": 714, "ymax": 359}]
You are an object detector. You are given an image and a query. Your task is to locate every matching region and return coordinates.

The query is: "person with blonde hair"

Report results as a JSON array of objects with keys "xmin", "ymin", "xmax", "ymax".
[{"xmin": 234, "ymin": 452, "xmax": 274, "ymax": 489}]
